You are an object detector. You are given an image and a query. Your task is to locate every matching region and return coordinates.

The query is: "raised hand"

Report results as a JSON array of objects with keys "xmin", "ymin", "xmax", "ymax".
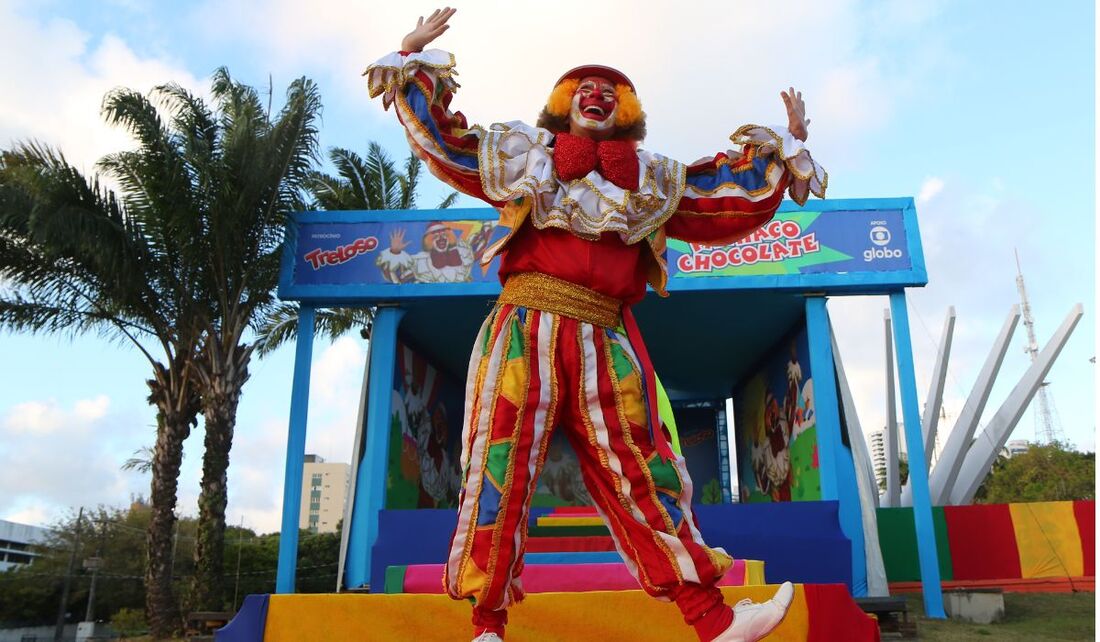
[
  {"xmin": 780, "ymin": 87, "xmax": 811, "ymax": 142},
  {"xmin": 401, "ymin": 7, "xmax": 457, "ymax": 53},
  {"xmin": 389, "ymin": 228, "xmax": 409, "ymax": 254}
]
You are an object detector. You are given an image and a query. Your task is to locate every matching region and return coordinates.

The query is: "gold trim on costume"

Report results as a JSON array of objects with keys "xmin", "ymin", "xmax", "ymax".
[{"xmin": 498, "ymin": 273, "xmax": 622, "ymax": 328}]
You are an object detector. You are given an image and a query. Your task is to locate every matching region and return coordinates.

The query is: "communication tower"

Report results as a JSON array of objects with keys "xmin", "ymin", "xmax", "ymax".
[{"xmin": 1014, "ymin": 249, "xmax": 1065, "ymax": 444}]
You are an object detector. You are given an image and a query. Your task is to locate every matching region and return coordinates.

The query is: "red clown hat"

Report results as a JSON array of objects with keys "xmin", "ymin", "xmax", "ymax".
[{"xmin": 555, "ymin": 64, "xmax": 635, "ymax": 93}]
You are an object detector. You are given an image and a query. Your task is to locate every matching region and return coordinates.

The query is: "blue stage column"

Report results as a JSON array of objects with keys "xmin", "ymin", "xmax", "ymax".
[
  {"xmin": 345, "ymin": 306, "xmax": 406, "ymax": 589},
  {"xmin": 804, "ymin": 297, "xmax": 839, "ymax": 499},
  {"xmin": 805, "ymin": 296, "xmax": 867, "ymax": 595},
  {"xmin": 889, "ymin": 292, "xmax": 946, "ymax": 618},
  {"xmin": 276, "ymin": 305, "xmax": 316, "ymax": 594}
]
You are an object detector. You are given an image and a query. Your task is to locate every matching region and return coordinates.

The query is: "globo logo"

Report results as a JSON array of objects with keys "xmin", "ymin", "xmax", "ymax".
[{"xmin": 863, "ymin": 247, "xmax": 903, "ymax": 262}]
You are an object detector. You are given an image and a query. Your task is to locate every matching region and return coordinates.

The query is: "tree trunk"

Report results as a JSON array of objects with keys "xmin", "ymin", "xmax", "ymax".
[
  {"xmin": 145, "ymin": 360, "xmax": 199, "ymax": 639},
  {"xmin": 193, "ymin": 343, "xmax": 251, "ymax": 610}
]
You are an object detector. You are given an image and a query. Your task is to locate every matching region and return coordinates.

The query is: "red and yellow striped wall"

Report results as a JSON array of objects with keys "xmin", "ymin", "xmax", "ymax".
[{"xmin": 878, "ymin": 500, "xmax": 1094, "ymax": 590}]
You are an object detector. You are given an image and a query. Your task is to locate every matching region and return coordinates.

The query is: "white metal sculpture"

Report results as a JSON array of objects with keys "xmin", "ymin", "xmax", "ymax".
[
  {"xmin": 883, "ymin": 310, "xmax": 900, "ymax": 507},
  {"xmin": 830, "ymin": 323, "xmax": 889, "ymax": 596},
  {"xmin": 950, "ymin": 304, "xmax": 1084, "ymax": 505},
  {"xmin": 900, "ymin": 307, "xmax": 955, "ymax": 507},
  {"xmin": 928, "ymin": 306, "xmax": 1020, "ymax": 505}
]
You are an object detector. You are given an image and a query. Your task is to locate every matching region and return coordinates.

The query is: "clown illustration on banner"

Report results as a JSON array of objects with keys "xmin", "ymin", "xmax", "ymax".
[{"xmin": 376, "ymin": 220, "xmax": 494, "ymax": 283}]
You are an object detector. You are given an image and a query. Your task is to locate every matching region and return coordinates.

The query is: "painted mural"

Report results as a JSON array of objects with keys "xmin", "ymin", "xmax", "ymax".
[
  {"xmin": 386, "ymin": 341, "xmax": 464, "ymax": 509},
  {"xmin": 528, "ymin": 404, "xmax": 724, "ymax": 507},
  {"xmin": 531, "ymin": 431, "xmax": 592, "ymax": 507},
  {"xmin": 676, "ymin": 405, "xmax": 724, "ymax": 504},
  {"xmin": 734, "ymin": 323, "xmax": 821, "ymax": 503},
  {"xmin": 383, "ymin": 339, "xmax": 726, "ymax": 509}
]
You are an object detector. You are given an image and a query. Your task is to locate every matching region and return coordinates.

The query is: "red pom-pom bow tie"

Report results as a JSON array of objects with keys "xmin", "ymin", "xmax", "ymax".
[{"xmin": 554, "ymin": 133, "xmax": 639, "ymax": 191}]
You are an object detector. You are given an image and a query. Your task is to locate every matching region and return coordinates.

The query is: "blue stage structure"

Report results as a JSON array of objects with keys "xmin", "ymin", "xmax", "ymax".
[{"xmin": 273, "ymin": 197, "xmax": 945, "ymax": 617}]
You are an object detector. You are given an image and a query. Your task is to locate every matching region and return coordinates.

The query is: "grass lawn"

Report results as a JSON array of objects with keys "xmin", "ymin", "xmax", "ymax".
[{"xmin": 904, "ymin": 592, "xmax": 1095, "ymax": 641}]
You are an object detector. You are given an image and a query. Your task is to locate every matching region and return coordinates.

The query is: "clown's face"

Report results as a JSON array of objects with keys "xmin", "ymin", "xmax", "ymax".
[
  {"xmin": 425, "ymin": 228, "xmax": 457, "ymax": 252},
  {"xmin": 569, "ymin": 76, "xmax": 618, "ymax": 139}
]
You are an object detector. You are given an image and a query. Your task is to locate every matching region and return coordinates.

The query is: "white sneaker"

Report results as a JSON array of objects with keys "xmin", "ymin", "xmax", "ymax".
[
  {"xmin": 471, "ymin": 633, "xmax": 504, "ymax": 642},
  {"xmin": 712, "ymin": 581, "xmax": 795, "ymax": 642}
]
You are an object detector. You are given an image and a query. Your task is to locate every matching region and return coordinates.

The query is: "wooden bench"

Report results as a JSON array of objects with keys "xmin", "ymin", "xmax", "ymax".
[
  {"xmin": 185, "ymin": 610, "xmax": 234, "ymax": 641},
  {"xmin": 855, "ymin": 596, "xmax": 917, "ymax": 638}
]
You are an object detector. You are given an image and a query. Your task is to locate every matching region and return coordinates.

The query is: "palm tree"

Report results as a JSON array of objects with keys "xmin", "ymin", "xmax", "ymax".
[
  {"xmin": 0, "ymin": 131, "xmax": 205, "ymax": 635},
  {"xmin": 0, "ymin": 69, "xmax": 323, "ymax": 631},
  {"xmin": 157, "ymin": 69, "xmax": 322, "ymax": 613},
  {"xmin": 256, "ymin": 142, "xmax": 457, "ymax": 355}
]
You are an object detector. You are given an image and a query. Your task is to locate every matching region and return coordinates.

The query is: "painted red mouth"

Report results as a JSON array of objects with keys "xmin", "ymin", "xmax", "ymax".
[{"xmin": 579, "ymin": 97, "xmax": 613, "ymax": 122}]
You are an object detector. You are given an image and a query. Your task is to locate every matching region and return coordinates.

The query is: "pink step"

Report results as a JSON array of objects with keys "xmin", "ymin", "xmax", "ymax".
[{"xmin": 401, "ymin": 559, "xmax": 750, "ymax": 594}]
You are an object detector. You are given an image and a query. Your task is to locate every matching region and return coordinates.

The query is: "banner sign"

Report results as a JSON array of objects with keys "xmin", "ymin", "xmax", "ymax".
[
  {"xmin": 278, "ymin": 198, "xmax": 925, "ymax": 302},
  {"xmin": 293, "ymin": 219, "xmax": 499, "ymax": 287},
  {"xmin": 668, "ymin": 207, "xmax": 911, "ymax": 278}
]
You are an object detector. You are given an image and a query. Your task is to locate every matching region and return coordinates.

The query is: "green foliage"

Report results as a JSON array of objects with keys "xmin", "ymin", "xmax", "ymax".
[
  {"xmin": 701, "ymin": 478, "xmax": 724, "ymax": 504},
  {"xmin": 0, "ymin": 501, "xmax": 342, "ymax": 626},
  {"xmin": 110, "ymin": 607, "xmax": 147, "ymax": 636},
  {"xmin": 0, "ymin": 505, "xmax": 153, "ymax": 627},
  {"xmin": 976, "ymin": 441, "xmax": 1095, "ymax": 504},
  {"xmin": 877, "ymin": 455, "xmax": 909, "ymax": 492}
]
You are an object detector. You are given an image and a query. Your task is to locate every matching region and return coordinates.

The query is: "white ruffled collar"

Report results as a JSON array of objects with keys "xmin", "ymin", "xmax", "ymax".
[{"xmin": 476, "ymin": 122, "xmax": 687, "ymax": 244}]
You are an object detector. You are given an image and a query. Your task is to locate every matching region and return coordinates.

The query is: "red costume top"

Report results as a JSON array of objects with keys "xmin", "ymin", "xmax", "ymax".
[{"xmin": 364, "ymin": 49, "xmax": 828, "ymax": 302}]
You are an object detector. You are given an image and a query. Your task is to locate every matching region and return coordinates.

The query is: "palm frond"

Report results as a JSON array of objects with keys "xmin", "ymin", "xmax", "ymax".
[
  {"xmin": 400, "ymin": 152, "xmax": 421, "ymax": 209},
  {"xmin": 255, "ymin": 302, "xmax": 375, "ymax": 357},
  {"xmin": 436, "ymin": 191, "xmax": 459, "ymax": 209}
]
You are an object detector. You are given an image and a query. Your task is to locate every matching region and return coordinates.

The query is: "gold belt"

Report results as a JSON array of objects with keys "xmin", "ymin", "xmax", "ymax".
[{"xmin": 498, "ymin": 272, "xmax": 622, "ymax": 328}]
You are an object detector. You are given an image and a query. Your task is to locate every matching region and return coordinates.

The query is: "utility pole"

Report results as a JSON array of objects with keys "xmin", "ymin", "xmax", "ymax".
[
  {"xmin": 233, "ymin": 516, "xmax": 245, "ymax": 612},
  {"xmin": 54, "ymin": 507, "xmax": 84, "ymax": 642},
  {"xmin": 83, "ymin": 519, "xmax": 104, "ymax": 623}
]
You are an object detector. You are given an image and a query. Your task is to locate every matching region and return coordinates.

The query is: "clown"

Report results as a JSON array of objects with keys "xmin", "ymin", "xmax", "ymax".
[
  {"xmin": 757, "ymin": 391, "xmax": 793, "ymax": 502},
  {"xmin": 376, "ymin": 221, "xmax": 492, "ymax": 283},
  {"xmin": 364, "ymin": 7, "xmax": 826, "ymax": 642}
]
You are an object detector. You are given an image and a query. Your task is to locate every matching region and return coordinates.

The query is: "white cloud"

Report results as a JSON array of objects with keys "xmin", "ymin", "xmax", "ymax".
[
  {"xmin": 224, "ymin": 417, "xmax": 289, "ymax": 533},
  {"xmin": 311, "ymin": 336, "xmax": 366, "ymax": 405},
  {"xmin": 306, "ymin": 337, "xmax": 366, "ymax": 467},
  {"xmin": 215, "ymin": 337, "xmax": 367, "ymax": 533},
  {"xmin": 0, "ymin": 3, "xmax": 202, "ymax": 175},
  {"xmin": 4, "ymin": 394, "xmax": 110, "ymax": 435},
  {"xmin": 74, "ymin": 394, "xmax": 111, "ymax": 421},
  {"xmin": 0, "ymin": 395, "xmax": 152, "ymax": 523},
  {"xmin": 186, "ymin": 0, "xmax": 947, "ymax": 175},
  {"xmin": 3, "ymin": 400, "xmax": 69, "ymax": 435},
  {"xmin": 4, "ymin": 505, "xmax": 50, "ymax": 527},
  {"xmin": 917, "ymin": 177, "xmax": 945, "ymax": 205}
]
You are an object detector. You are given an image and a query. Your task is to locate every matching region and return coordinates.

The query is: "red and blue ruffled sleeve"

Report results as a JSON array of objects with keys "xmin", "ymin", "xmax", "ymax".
[
  {"xmin": 665, "ymin": 125, "xmax": 827, "ymax": 244},
  {"xmin": 364, "ymin": 50, "xmax": 498, "ymax": 204}
]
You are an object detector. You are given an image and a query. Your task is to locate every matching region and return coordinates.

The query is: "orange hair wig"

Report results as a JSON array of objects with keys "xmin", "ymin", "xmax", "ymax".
[
  {"xmin": 546, "ymin": 79, "xmax": 579, "ymax": 117},
  {"xmin": 544, "ymin": 79, "xmax": 644, "ymax": 127},
  {"xmin": 613, "ymin": 84, "xmax": 642, "ymax": 127}
]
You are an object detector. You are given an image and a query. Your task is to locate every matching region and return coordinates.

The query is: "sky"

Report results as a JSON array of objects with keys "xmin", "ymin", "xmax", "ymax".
[{"xmin": 0, "ymin": 0, "xmax": 1095, "ymax": 534}]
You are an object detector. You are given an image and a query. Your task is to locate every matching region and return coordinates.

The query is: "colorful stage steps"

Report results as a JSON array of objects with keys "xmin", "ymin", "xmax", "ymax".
[
  {"xmin": 216, "ymin": 585, "xmax": 881, "ymax": 641},
  {"xmin": 384, "ymin": 506, "xmax": 768, "ymax": 596},
  {"xmin": 387, "ymin": 559, "xmax": 766, "ymax": 594}
]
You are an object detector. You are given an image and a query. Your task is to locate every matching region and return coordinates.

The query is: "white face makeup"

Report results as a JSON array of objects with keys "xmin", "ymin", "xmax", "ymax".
[{"xmin": 569, "ymin": 78, "xmax": 618, "ymax": 133}]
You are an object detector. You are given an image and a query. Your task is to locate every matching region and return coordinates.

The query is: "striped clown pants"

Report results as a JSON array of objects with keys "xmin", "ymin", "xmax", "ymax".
[{"xmin": 444, "ymin": 301, "xmax": 734, "ymax": 611}]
